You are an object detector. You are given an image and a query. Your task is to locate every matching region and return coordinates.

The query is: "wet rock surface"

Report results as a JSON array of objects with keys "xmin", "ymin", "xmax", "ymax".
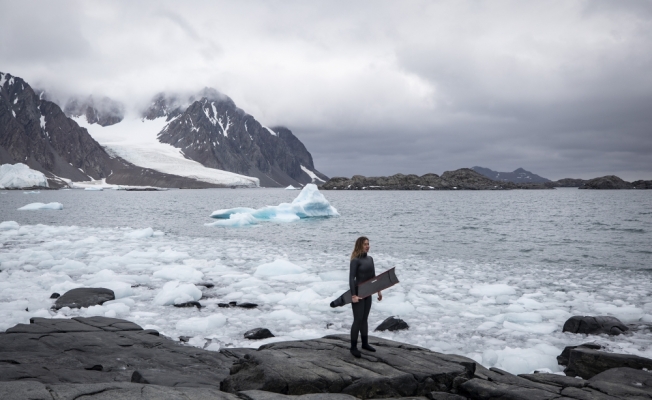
[
  {"xmin": 563, "ymin": 347, "xmax": 652, "ymax": 379},
  {"xmin": 562, "ymin": 316, "xmax": 629, "ymax": 335},
  {"xmin": 244, "ymin": 327, "xmax": 275, "ymax": 340},
  {"xmin": 2, "ymin": 317, "xmax": 652, "ymax": 399},
  {"xmin": 375, "ymin": 316, "xmax": 410, "ymax": 331},
  {"xmin": 53, "ymin": 287, "xmax": 115, "ymax": 310}
]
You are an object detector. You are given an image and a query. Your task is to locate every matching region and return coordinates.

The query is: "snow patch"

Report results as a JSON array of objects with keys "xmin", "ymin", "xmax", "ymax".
[
  {"xmin": 264, "ymin": 127, "xmax": 277, "ymax": 136},
  {"xmin": 300, "ymin": 165, "xmax": 325, "ymax": 183}
]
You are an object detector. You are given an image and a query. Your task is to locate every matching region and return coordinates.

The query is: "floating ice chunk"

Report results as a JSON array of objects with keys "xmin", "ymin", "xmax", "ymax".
[
  {"xmin": 279, "ymin": 289, "xmax": 322, "ymax": 306},
  {"xmin": 206, "ymin": 213, "xmax": 258, "ymax": 227},
  {"xmin": 469, "ymin": 284, "xmax": 516, "ymax": 297},
  {"xmin": 125, "ymin": 227, "xmax": 154, "ymax": 238},
  {"xmin": 0, "ymin": 221, "xmax": 19, "ymax": 231},
  {"xmin": 18, "ymin": 202, "xmax": 63, "ymax": 210},
  {"xmin": 593, "ymin": 303, "xmax": 645, "ymax": 323},
  {"xmin": 153, "ymin": 280, "xmax": 202, "ymax": 305},
  {"xmin": 0, "ymin": 163, "xmax": 48, "ymax": 189},
  {"xmin": 208, "ymin": 184, "xmax": 338, "ymax": 226},
  {"xmin": 89, "ymin": 281, "xmax": 134, "ymax": 299},
  {"xmin": 503, "ymin": 321, "xmax": 557, "ymax": 334},
  {"xmin": 504, "ymin": 312, "xmax": 543, "ymax": 324},
  {"xmin": 153, "ymin": 266, "xmax": 203, "ymax": 282},
  {"xmin": 176, "ymin": 314, "xmax": 227, "ymax": 333},
  {"xmin": 254, "ymin": 259, "xmax": 304, "ymax": 277},
  {"xmin": 84, "ymin": 187, "xmax": 103, "ymax": 191},
  {"xmin": 285, "ymin": 185, "xmax": 298, "ymax": 190},
  {"xmin": 266, "ymin": 309, "xmax": 310, "ymax": 323},
  {"xmin": 490, "ymin": 344, "xmax": 563, "ymax": 374},
  {"xmin": 374, "ymin": 292, "xmax": 416, "ymax": 315}
]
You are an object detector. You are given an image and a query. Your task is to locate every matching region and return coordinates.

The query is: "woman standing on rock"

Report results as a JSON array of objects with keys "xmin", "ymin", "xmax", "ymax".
[{"xmin": 349, "ymin": 236, "xmax": 382, "ymax": 358}]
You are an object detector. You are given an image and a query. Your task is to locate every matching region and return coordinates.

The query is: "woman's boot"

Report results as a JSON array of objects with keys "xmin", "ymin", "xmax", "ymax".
[
  {"xmin": 350, "ymin": 340, "xmax": 361, "ymax": 358},
  {"xmin": 361, "ymin": 336, "xmax": 376, "ymax": 352}
]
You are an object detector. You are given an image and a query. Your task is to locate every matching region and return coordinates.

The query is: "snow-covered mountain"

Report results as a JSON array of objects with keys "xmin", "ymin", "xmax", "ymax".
[
  {"xmin": 144, "ymin": 89, "xmax": 328, "ymax": 187},
  {"xmin": 0, "ymin": 71, "xmax": 247, "ymax": 188}
]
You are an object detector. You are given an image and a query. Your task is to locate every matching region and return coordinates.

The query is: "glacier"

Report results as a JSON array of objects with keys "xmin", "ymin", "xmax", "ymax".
[
  {"xmin": 0, "ymin": 163, "xmax": 48, "ymax": 189},
  {"xmin": 206, "ymin": 184, "xmax": 339, "ymax": 226}
]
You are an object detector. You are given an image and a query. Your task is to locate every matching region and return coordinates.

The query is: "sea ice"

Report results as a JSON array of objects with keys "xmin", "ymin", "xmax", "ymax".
[
  {"xmin": 153, "ymin": 281, "xmax": 202, "ymax": 305},
  {"xmin": 0, "ymin": 221, "xmax": 19, "ymax": 231},
  {"xmin": 176, "ymin": 314, "xmax": 227, "ymax": 333},
  {"xmin": 153, "ymin": 266, "xmax": 203, "ymax": 282},
  {"xmin": 125, "ymin": 227, "xmax": 154, "ymax": 238},
  {"xmin": 254, "ymin": 259, "xmax": 304, "ymax": 277},
  {"xmin": 207, "ymin": 184, "xmax": 338, "ymax": 226},
  {"xmin": 84, "ymin": 187, "xmax": 103, "ymax": 191},
  {"xmin": 0, "ymin": 163, "xmax": 48, "ymax": 189},
  {"xmin": 285, "ymin": 185, "xmax": 298, "ymax": 190},
  {"xmin": 18, "ymin": 202, "xmax": 63, "ymax": 210}
]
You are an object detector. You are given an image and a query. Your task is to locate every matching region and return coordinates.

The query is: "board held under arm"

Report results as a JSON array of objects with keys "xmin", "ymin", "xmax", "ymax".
[{"xmin": 329, "ymin": 267, "xmax": 399, "ymax": 308}]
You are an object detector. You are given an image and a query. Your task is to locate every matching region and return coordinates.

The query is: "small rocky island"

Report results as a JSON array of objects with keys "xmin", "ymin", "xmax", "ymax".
[
  {"xmin": 322, "ymin": 169, "xmax": 652, "ymax": 190},
  {"xmin": 1, "ymin": 315, "xmax": 651, "ymax": 399}
]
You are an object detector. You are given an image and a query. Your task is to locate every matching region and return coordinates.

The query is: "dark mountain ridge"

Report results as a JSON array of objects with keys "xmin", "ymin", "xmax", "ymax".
[
  {"xmin": 472, "ymin": 166, "xmax": 551, "ymax": 183},
  {"xmin": 0, "ymin": 71, "xmax": 233, "ymax": 188}
]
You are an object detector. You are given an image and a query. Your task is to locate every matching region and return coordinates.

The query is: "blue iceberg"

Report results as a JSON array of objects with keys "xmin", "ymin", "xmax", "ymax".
[{"xmin": 206, "ymin": 184, "xmax": 339, "ymax": 226}]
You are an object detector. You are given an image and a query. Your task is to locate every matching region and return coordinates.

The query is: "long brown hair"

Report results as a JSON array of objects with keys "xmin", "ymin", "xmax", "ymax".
[{"xmin": 350, "ymin": 236, "xmax": 369, "ymax": 260}]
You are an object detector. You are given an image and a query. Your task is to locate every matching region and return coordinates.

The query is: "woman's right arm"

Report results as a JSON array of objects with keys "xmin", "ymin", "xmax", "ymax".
[{"xmin": 349, "ymin": 258, "xmax": 358, "ymax": 301}]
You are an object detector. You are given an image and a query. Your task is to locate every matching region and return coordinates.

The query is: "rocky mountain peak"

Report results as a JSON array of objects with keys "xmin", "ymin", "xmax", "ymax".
[
  {"xmin": 472, "ymin": 166, "xmax": 551, "ymax": 184},
  {"xmin": 63, "ymin": 95, "xmax": 125, "ymax": 127}
]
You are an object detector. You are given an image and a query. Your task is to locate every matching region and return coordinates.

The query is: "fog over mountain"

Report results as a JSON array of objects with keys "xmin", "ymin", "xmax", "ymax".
[{"xmin": 1, "ymin": 0, "xmax": 651, "ymax": 180}]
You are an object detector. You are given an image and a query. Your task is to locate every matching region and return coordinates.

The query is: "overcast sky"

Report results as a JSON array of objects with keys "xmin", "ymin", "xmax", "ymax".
[{"xmin": 1, "ymin": 0, "xmax": 651, "ymax": 180}]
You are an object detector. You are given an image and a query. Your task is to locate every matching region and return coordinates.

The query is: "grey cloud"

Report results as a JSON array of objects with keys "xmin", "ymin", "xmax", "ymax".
[{"xmin": 1, "ymin": 0, "xmax": 650, "ymax": 181}]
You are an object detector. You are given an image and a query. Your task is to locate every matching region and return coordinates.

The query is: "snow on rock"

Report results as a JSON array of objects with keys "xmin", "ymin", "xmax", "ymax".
[
  {"xmin": 300, "ymin": 165, "xmax": 325, "ymax": 183},
  {"xmin": 207, "ymin": 184, "xmax": 338, "ymax": 226},
  {"xmin": 0, "ymin": 163, "xmax": 48, "ymax": 189},
  {"xmin": 18, "ymin": 202, "xmax": 63, "ymax": 210},
  {"xmin": 153, "ymin": 280, "xmax": 202, "ymax": 305}
]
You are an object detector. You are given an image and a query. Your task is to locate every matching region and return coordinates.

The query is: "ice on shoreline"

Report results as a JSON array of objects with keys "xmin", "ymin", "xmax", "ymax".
[
  {"xmin": 207, "ymin": 184, "xmax": 339, "ymax": 226},
  {"xmin": 1, "ymin": 221, "xmax": 652, "ymax": 376},
  {"xmin": 18, "ymin": 202, "xmax": 63, "ymax": 210},
  {"xmin": 0, "ymin": 163, "xmax": 48, "ymax": 189}
]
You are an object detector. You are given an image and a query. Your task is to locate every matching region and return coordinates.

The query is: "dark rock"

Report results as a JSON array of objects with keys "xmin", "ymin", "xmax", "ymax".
[
  {"xmin": 239, "ymin": 390, "xmax": 357, "ymax": 400},
  {"xmin": 220, "ymin": 334, "xmax": 482, "ymax": 398},
  {"xmin": 179, "ymin": 336, "xmax": 191, "ymax": 343},
  {"xmin": 173, "ymin": 301, "xmax": 202, "ymax": 309},
  {"xmin": 0, "ymin": 316, "xmax": 232, "ymax": 385},
  {"xmin": 218, "ymin": 303, "xmax": 230, "ymax": 308},
  {"xmin": 553, "ymin": 178, "xmax": 587, "ymax": 187},
  {"xmin": 472, "ymin": 166, "xmax": 551, "ymax": 184},
  {"xmin": 53, "ymin": 287, "xmax": 115, "ymax": 310},
  {"xmin": 0, "ymin": 381, "xmax": 238, "ymax": 400},
  {"xmin": 85, "ymin": 364, "xmax": 103, "ymax": 371},
  {"xmin": 557, "ymin": 342, "xmax": 603, "ymax": 365},
  {"xmin": 562, "ymin": 315, "xmax": 628, "ymax": 335},
  {"xmin": 426, "ymin": 392, "xmax": 468, "ymax": 400},
  {"xmin": 587, "ymin": 367, "xmax": 652, "ymax": 398},
  {"xmin": 632, "ymin": 180, "xmax": 652, "ymax": 189},
  {"xmin": 197, "ymin": 282, "xmax": 215, "ymax": 288},
  {"xmin": 375, "ymin": 316, "xmax": 409, "ymax": 331},
  {"xmin": 237, "ymin": 302, "xmax": 258, "ymax": 309},
  {"xmin": 131, "ymin": 369, "xmax": 224, "ymax": 388},
  {"xmin": 49, "ymin": 292, "xmax": 60, "ymax": 299},
  {"xmin": 63, "ymin": 95, "xmax": 125, "ymax": 127},
  {"xmin": 518, "ymin": 372, "xmax": 588, "ymax": 389},
  {"xmin": 244, "ymin": 328, "xmax": 275, "ymax": 340},
  {"xmin": 229, "ymin": 301, "xmax": 238, "ymax": 306},
  {"xmin": 579, "ymin": 175, "xmax": 634, "ymax": 189},
  {"xmin": 564, "ymin": 347, "xmax": 652, "ymax": 379},
  {"xmin": 458, "ymin": 378, "xmax": 561, "ymax": 400}
]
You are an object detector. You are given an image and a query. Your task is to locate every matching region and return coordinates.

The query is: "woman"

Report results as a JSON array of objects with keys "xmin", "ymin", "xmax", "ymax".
[{"xmin": 349, "ymin": 236, "xmax": 382, "ymax": 358}]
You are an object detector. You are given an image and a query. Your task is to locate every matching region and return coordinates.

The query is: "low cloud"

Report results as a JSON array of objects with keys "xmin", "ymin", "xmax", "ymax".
[{"xmin": 1, "ymin": 0, "xmax": 650, "ymax": 180}]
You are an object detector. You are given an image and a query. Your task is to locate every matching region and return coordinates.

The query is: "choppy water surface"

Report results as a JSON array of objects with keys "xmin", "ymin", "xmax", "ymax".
[{"xmin": 1, "ymin": 187, "xmax": 651, "ymax": 374}]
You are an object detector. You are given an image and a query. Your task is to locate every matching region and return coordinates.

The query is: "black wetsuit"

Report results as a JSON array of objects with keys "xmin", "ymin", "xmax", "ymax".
[{"xmin": 349, "ymin": 253, "xmax": 375, "ymax": 346}]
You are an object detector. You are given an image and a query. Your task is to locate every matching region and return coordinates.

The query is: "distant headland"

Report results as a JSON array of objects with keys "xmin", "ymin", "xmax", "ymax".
[{"xmin": 322, "ymin": 167, "xmax": 651, "ymax": 190}]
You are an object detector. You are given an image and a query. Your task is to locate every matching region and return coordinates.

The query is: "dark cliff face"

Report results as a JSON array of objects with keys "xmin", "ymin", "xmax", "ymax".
[
  {"xmin": 153, "ymin": 91, "xmax": 327, "ymax": 187},
  {"xmin": 472, "ymin": 166, "xmax": 551, "ymax": 183},
  {"xmin": 64, "ymin": 95, "xmax": 125, "ymax": 127},
  {"xmin": 0, "ymin": 72, "xmax": 113, "ymax": 181},
  {"xmin": 0, "ymin": 72, "xmax": 230, "ymax": 188}
]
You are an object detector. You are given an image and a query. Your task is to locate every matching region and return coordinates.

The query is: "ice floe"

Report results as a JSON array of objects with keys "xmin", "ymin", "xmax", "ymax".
[
  {"xmin": 1, "ymin": 222, "xmax": 652, "ymax": 376},
  {"xmin": 207, "ymin": 184, "xmax": 338, "ymax": 226},
  {"xmin": 285, "ymin": 185, "xmax": 299, "ymax": 190},
  {"xmin": 0, "ymin": 163, "xmax": 48, "ymax": 189},
  {"xmin": 18, "ymin": 202, "xmax": 63, "ymax": 210}
]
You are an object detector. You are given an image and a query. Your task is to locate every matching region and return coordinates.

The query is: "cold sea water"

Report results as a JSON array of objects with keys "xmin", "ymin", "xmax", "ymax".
[{"xmin": 1, "ymin": 187, "xmax": 651, "ymax": 374}]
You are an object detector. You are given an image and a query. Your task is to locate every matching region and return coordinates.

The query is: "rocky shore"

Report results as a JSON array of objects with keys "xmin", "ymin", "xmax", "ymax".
[
  {"xmin": 322, "ymin": 169, "xmax": 652, "ymax": 190},
  {"xmin": 1, "ymin": 316, "xmax": 651, "ymax": 399}
]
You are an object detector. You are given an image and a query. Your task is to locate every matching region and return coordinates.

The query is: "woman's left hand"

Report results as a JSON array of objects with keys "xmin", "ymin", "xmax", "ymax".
[{"xmin": 377, "ymin": 291, "xmax": 383, "ymax": 301}]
